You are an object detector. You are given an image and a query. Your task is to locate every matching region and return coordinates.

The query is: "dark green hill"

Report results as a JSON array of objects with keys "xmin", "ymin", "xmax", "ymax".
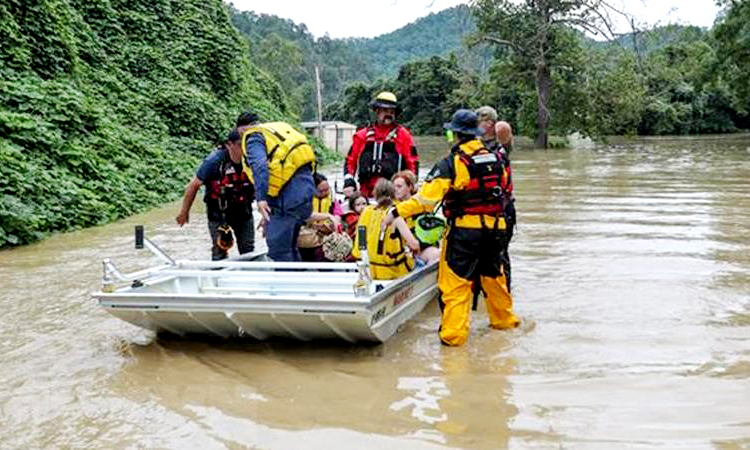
[
  {"xmin": 230, "ymin": 4, "xmax": 710, "ymax": 123},
  {"xmin": 230, "ymin": 5, "xmax": 477, "ymax": 120},
  {"xmin": 582, "ymin": 24, "xmax": 711, "ymax": 56},
  {"xmin": 349, "ymin": 4, "xmax": 479, "ymax": 77},
  {"xmin": 0, "ymin": 0, "xmax": 292, "ymax": 247}
]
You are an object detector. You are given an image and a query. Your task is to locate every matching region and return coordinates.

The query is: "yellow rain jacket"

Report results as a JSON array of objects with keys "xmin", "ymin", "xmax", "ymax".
[
  {"xmin": 393, "ymin": 138, "xmax": 519, "ymax": 346},
  {"xmin": 394, "ymin": 139, "xmax": 507, "ymax": 229}
]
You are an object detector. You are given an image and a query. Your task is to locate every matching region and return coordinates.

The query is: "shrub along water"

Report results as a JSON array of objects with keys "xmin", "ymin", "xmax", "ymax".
[{"xmin": 0, "ymin": 0, "xmax": 335, "ymax": 247}]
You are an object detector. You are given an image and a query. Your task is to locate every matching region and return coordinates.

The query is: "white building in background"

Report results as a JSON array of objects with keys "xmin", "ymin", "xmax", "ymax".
[{"xmin": 300, "ymin": 121, "xmax": 357, "ymax": 156}]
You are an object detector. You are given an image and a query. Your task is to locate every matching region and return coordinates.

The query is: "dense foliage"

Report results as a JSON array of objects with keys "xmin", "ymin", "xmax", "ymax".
[
  {"xmin": 4, "ymin": 0, "xmax": 749, "ymax": 247},
  {"xmin": 0, "ymin": 0, "xmax": 329, "ymax": 248},
  {"xmin": 232, "ymin": 3, "xmax": 749, "ymax": 145},
  {"xmin": 230, "ymin": 5, "xmax": 489, "ymax": 122}
]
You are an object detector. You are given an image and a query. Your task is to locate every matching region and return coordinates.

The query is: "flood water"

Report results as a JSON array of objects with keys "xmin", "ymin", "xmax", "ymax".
[{"xmin": 1, "ymin": 135, "xmax": 749, "ymax": 449}]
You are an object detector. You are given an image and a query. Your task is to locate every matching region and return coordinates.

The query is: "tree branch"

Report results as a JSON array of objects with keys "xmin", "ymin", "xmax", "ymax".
[{"xmin": 480, "ymin": 35, "xmax": 520, "ymax": 52}]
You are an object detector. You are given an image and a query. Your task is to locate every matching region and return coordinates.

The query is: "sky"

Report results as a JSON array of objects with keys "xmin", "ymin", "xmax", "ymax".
[{"xmin": 230, "ymin": 0, "xmax": 722, "ymax": 39}]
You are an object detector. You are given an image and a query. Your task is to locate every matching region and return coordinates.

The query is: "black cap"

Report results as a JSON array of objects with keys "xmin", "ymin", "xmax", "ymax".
[
  {"xmin": 443, "ymin": 109, "xmax": 483, "ymax": 136},
  {"xmin": 236, "ymin": 111, "xmax": 259, "ymax": 127},
  {"xmin": 225, "ymin": 128, "xmax": 240, "ymax": 143},
  {"xmin": 343, "ymin": 178, "xmax": 357, "ymax": 190}
]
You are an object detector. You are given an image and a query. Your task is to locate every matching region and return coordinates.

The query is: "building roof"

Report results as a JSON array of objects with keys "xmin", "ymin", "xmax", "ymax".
[{"xmin": 300, "ymin": 121, "xmax": 357, "ymax": 130}]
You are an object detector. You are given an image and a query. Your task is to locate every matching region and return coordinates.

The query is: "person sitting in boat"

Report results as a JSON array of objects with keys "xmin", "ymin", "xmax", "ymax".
[
  {"xmin": 343, "ymin": 91, "xmax": 419, "ymax": 198},
  {"xmin": 343, "ymin": 177, "xmax": 358, "ymax": 197},
  {"xmin": 351, "ymin": 178, "xmax": 420, "ymax": 280},
  {"xmin": 299, "ymin": 173, "xmax": 343, "ymax": 262},
  {"xmin": 341, "ymin": 191, "xmax": 368, "ymax": 241},
  {"xmin": 392, "ymin": 170, "xmax": 441, "ymax": 264},
  {"xmin": 176, "ymin": 129, "xmax": 255, "ymax": 260},
  {"xmin": 311, "ymin": 172, "xmax": 343, "ymax": 218}
]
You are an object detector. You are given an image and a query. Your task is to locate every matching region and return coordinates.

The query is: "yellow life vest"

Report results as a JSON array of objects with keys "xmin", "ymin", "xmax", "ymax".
[
  {"xmin": 312, "ymin": 192, "xmax": 333, "ymax": 214},
  {"xmin": 351, "ymin": 205, "xmax": 415, "ymax": 280},
  {"xmin": 240, "ymin": 122, "xmax": 317, "ymax": 197}
]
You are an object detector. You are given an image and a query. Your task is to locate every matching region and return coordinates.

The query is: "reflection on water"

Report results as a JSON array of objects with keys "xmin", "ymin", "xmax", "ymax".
[{"xmin": 0, "ymin": 135, "xmax": 749, "ymax": 448}]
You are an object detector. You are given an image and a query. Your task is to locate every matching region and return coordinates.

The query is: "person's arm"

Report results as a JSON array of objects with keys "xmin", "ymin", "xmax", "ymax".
[
  {"xmin": 399, "ymin": 128, "xmax": 419, "ymax": 176},
  {"xmin": 394, "ymin": 217, "xmax": 420, "ymax": 253},
  {"xmin": 344, "ymin": 131, "xmax": 365, "ymax": 177},
  {"xmin": 176, "ymin": 177, "xmax": 202, "ymax": 226},
  {"xmin": 245, "ymin": 133, "xmax": 268, "ymax": 201},
  {"xmin": 382, "ymin": 157, "xmax": 454, "ymax": 229},
  {"xmin": 245, "ymin": 133, "xmax": 271, "ymax": 222}
]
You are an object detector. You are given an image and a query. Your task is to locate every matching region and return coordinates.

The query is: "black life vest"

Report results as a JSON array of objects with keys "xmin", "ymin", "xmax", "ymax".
[
  {"xmin": 208, "ymin": 151, "xmax": 255, "ymax": 209},
  {"xmin": 358, "ymin": 126, "xmax": 405, "ymax": 181},
  {"xmin": 442, "ymin": 148, "xmax": 512, "ymax": 220}
]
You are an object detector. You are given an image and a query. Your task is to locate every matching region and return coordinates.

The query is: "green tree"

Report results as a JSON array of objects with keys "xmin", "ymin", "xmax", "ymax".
[
  {"xmin": 471, "ymin": 0, "xmax": 631, "ymax": 147},
  {"xmin": 325, "ymin": 82, "xmax": 375, "ymax": 126},
  {"xmin": 712, "ymin": 0, "xmax": 750, "ymax": 115},
  {"xmin": 395, "ymin": 55, "xmax": 466, "ymax": 134}
]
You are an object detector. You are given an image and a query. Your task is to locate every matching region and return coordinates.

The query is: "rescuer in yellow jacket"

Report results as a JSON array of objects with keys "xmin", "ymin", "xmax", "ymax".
[
  {"xmin": 382, "ymin": 109, "xmax": 520, "ymax": 346},
  {"xmin": 236, "ymin": 111, "xmax": 317, "ymax": 262}
]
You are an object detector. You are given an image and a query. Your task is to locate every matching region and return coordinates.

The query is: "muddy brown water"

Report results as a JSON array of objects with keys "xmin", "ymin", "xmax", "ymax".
[{"xmin": 1, "ymin": 135, "xmax": 748, "ymax": 449}]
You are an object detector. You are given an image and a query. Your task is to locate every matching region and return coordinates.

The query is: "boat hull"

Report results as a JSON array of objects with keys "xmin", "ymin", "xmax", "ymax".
[{"xmin": 94, "ymin": 258, "xmax": 438, "ymax": 343}]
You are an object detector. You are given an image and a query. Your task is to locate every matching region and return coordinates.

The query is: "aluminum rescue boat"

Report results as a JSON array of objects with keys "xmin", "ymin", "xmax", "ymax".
[{"xmin": 93, "ymin": 226, "xmax": 438, "ymax": 343}]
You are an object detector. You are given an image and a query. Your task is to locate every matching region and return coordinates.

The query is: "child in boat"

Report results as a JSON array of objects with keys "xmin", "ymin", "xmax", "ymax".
[
  {"xmin": 342, "ymin": 192, "xmax": 368, "ymax": 241},
  {"xmin": 352, "ymin": 178, "xmax": 420, "ymax": 280}
]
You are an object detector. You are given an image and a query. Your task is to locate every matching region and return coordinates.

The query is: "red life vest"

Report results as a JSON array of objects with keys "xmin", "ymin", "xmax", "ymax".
[
  {"xmin": 207, "ymin": 155, "xmax": 255, "ymax": 209},
  {"xmin": 341, "ymin": 211, "xmax": 360, "ymax": 239},
  {"xmin": 358, "ymin": 126, "xmax": 406, "ymax": 181},
  {"xmin": 442, "ymin": 148, "xmax": 512, "ymax": 220}
]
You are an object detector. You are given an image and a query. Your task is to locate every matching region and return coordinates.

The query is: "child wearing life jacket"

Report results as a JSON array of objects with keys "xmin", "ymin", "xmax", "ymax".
[
  {"xmin": 352, "ymin": 179, "xmax": 421, "ymax": 280},
  {"xmin": 341, "ymin": 192, "xmax": 368, "ymax": 240}
]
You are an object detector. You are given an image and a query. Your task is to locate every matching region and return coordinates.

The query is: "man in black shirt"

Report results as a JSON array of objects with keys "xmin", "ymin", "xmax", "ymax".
[{"xmin": 176, "ymin": 130, "xmax": 255, "ymax": 260}]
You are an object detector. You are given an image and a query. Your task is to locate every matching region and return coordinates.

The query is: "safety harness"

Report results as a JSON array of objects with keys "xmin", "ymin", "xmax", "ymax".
[
  {"xmin": 358, "ymin": 126, "xmax": 404, "ymax": 180},
  {"xmin": 442, "ymin": 147, "xmax": 512, "ymax": 224},
  {"xmin": 208, "ymin": 149, "xmax": 255, "ymax": 251}
]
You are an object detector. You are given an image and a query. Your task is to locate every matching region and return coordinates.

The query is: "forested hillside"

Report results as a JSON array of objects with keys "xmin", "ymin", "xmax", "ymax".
[
  {"xmin": 230, "ymin": 9, "xmax": 373, "ymax": 121},
  {"xmin": 348, "ymin": 5, "xmax": 487, "ymax": 76},
  {"xmin": 230, "ymin": 2, "xmax": 748, "ymax": 141},
  {"xmin": 3, "ymin": 0, "xmax": 748, "ymax": 247},
  {"xmin": 0, "ymin": 0, "xmax": 294, "ymax": 247},
  {"xmin": 230, "ymin": 5, "xmax": 485, "ymax": 121}
]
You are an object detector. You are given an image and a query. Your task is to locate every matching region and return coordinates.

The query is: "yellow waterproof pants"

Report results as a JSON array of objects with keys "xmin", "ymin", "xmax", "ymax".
[{"xmin": 438, "ymin": 227, "xmax": 519, "ymax": 346}]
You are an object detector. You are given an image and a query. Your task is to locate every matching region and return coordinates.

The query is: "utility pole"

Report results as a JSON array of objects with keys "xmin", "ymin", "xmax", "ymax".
[{"xmin": 315, "ymin": 64, "xmax": 323, "ymax": 140}]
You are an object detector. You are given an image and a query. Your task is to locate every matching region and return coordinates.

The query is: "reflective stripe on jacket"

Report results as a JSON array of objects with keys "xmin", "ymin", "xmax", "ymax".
[{"xmin": 395, "ymin": 139, "xmax": 510, "ymax": 230}]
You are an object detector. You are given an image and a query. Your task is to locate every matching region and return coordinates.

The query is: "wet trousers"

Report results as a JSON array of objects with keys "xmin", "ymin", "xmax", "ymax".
[
  {"xmin": 266, "ymin": 168, "xmax": 315, "ymax": 262},
  {"xmin": 438, "ymin": 227, "xmax": 519, "ymax": 346}
]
